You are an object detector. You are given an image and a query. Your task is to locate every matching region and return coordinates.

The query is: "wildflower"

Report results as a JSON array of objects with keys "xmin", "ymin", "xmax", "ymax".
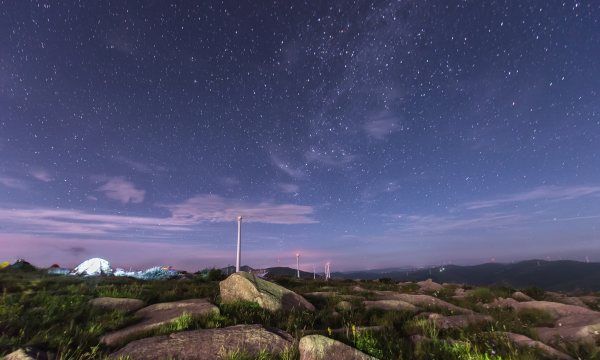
[{"xmin": 327, "ymin": 327, "xmax": 332, "ymax": 336}]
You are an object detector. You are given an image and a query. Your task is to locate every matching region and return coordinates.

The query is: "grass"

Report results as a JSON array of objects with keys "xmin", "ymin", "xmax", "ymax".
[{"xmin": 0, "ymin": 269, "xmax": 592, "ymax": 359}]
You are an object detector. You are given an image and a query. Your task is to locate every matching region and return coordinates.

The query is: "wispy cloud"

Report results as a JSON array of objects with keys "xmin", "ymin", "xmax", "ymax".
[
  {"xmin": 30, "ymin": 169, "xmax": 53, "ymax": 182},
  {"xmin": 361, "ymin": 180, "xmax": 401, "ymax": 200},
  {"xmin": 278, "ymin": 183, "xmax": 299, "ymax": 194},
  {"xmin": 270, "ymin": 154, "xmax": 306, "ymax": 179},
  {"xmin": 220, "ymin": 176, "xmax": 241, "ymax": 187},
  {"xmin": 464, "ymin": 185, "xmax": 600, "ymax": 210},
  {"xmin": 164, "ymin": 194, "xmax": 317, "ymax": 224},
  {"xmin": 393, "ymin": 212, "xmax": 527, "ymax": 234},
  {"xmin": 0, "ymin": 195, "xmax": 317, "ymax": 240},
  {"xmin": 115, "ymin": 156, "xmax": 168, "ymax": 174},
  {"xmin": 304, "ymin": 147, "xmax": 356, "ymax": 167},
  {"xmin": 97, "ymin": 177, "xmax": 145, "ymax": 204},
  {"xmin": 0, "ymin": 206, "xmax": 191, "ymax": 236},
  {"xmin": 364, "ymin": 112, "xmax": 403, "ymax": 140},
  {"xmin": 0, "ymin": 175, "xmax": 27, "ymax": 190}
]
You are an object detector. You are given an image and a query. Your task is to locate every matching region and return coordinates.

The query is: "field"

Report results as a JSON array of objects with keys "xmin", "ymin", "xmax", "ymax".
[{"xmin": 1, "ymin": 268, "xmax": 598, "ymax": 359}]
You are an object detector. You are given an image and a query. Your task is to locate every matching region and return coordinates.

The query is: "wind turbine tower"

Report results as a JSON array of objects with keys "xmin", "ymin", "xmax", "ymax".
[
  {"xmin": 296, "ymin": 253, "xmax": 300, "ymax": 278},
  {"xmin": 236, "ymin": 216, "xmax": 242, "ymax": 272}
]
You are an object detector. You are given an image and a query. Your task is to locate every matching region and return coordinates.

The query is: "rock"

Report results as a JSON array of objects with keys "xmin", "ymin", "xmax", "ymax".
[
  {"xmin": 502, "ymin": 332, "xmax": 574, "ymax": 360},
  {"xmin": 111, "ymin": 324, "xmax": 293, "ymax": 360},
  {"xmin": 4, "ymin": 348, "xmax": 52, "ymax": 360},
  {"xmin": 512, "ymin": 291, "xmax": 533, "ymax": 302},
  {"xmin": 363, "ymin": 300, "xmax": 417, "ymax": 312},
  {"xmin": 299, "ymin": 335, "xmax": 378, "ymax": 360},
  {"xmin": 219, "ymin": 271, "xmax": 315, "ymax": 312},
  {"xmin": 535, "ymin": 312, "xmax": 600, "ymax": 346},
  {"xmin": 580, "ymin": 295, "xmax": 600, "ymax": 307},
  {"xmin": 304, "ymin": 292, "xmax": 363, "ymax": 301},
  {"xmin": 373, "ymin": 292, "xmax": 473, "ymax": 315},
  {"xmin": 336, "ymin": 301, "xmax": 353, "ymax": 312},
  {"xmin": 490, "ymin": 298, "xmax": 600, "ymax": 346},
  {"xmin": 545, "ymin": 292, "xmax": 589, "ymax": 308},
  {"xmin": 451, "ymin": 288, "xmax": 475, "ymax": 300},
  {"xmin": 101, "ymin": 298, "xmax": 219, "ymax": 347},
  {"xmin": 351, "ymin": 285, "xmax": 369, "ymax": 293},
  {"xmin": 425, "ymin": 313, "xmax": 492, "ymax": 330},
  {"xmin": 489, "ymin": 298, "xmax": 595, "ymax": 320},
  {"xmin": 89, "ymin": 297, "xmax": 145, "ymax": 313},
  {"xmin": 4, "ymin": 349, "xmax": 36, "ymax": 360},
  {"xmin": 416, "ymin": 279, "xmax": 443, "ymax": 293}
]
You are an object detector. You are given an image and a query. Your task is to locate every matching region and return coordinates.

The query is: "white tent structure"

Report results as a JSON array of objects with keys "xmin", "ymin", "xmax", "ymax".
[{"xmin": 72, "ymin": 258, "xmax": 112, "ymax": 276}]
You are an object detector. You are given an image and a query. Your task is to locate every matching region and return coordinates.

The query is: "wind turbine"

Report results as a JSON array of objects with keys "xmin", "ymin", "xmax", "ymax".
[
  {"xmin": 236, "ymin": 216, "xmax": 242, "ymax": 272},
  {"xmin": 296, "ymin": 253, "xmax": 300, "ymax": 278}
]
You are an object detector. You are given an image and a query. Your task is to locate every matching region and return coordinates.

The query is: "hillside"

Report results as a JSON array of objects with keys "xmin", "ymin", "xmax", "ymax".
[{"xmin": 336, "ymin": 260, "xmax": 600, "ymax": 292}]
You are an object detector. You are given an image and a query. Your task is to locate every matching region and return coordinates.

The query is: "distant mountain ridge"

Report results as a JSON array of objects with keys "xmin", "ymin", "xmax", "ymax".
[{"xmin": 335, "ymin": 260, "xmax": 600, "ymax": 292}]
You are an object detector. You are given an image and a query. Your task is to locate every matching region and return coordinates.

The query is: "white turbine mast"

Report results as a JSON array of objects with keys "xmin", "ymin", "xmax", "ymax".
[
  {"xmin": 296, "ymin": 253, "xmax": 300, "ymax": 278},
  {"xmin": 236, "ymin": 216, "xmax": 242, "ymax": 272}
]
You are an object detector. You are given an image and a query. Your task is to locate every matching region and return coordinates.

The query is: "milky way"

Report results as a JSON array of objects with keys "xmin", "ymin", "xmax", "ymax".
[{"xmin": 1, "ymin": 1, "xmax": 599, "ymax": 271}]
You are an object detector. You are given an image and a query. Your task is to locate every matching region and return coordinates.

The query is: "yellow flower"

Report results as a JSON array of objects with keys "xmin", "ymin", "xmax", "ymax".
[
  {"xmin": 327, "ymin": 327, "xmax": 332, "ymax": 336},
  {"xmin": 352, "ymin": 324, "xmax": 356, "ymax": 336}
]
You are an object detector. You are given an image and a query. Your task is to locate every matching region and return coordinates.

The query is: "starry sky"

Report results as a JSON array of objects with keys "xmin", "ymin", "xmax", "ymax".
[{"xmin": 1, "ymin": 1, "xmax": 599, "ymax": 272}]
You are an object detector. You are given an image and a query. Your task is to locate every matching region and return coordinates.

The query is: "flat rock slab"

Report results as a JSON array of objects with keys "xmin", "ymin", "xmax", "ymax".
[
  {"xmin": 425, "ymin": 313, "xmax": 492, "ymax": 330},
  {"xmin": 544, "ymin": 292, "xmax": 589, "ymax": 308},
  {"xmin": 220, "ymin": 271, "xmax": 315, "ymax": 312},
  {"xmin": 299, "ymin": 335, "xmax": 378, "ymax": 360},
  {"xmin": 111, "ymin": 324, "xmax": 293, "ymax": 360},
  {"xmin": 490, "ymin": 298, "xmax": 596, "ymax": 320},
  {"xmin": 373, "ymin": 292, "xmax": 474, "ymax": 315},
  {"xmin": 304, "ymin": 292, "xmax": 363, "ymax": 301},
  {"xmin": 502, "ymin": 332, "xmax": 574, "ymax": 360},
  {"xmin": 579, "ymin": 295, "xmax": 600, "ymax": 307},
  {"xmin": 535, "ymin": 313, "xmax": 600, "ymax": 346},
  {"xmin": 363, "ymin": 300, "xmax": 417, "ymax": 312},
  {"xmin": 101, "ymin": 298, "xmax": 219, "ymax": 347},
  {"xmin": 89, "ymin": 297, "xmax": 145, "ymax": 313}
]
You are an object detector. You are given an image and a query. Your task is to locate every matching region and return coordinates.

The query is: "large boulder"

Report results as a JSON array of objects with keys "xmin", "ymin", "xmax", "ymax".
[
  {"xmin": 89, "ymin": 297, "xmax": 145, "ymax": 313},
  {"xmin": 219, "ymin": 271, "xmax": 315, "ymax": 312},
  {"xmin": 511, "ymin": 291, "xmax": 533, "ymax": 302},
  {"xmin": 416, "ymin": 279, "xmax": 443, "ymax": 293},
  {"xmin": 299, "ymin": 335, "xmax": 378, "ymax": 360},
  {"xmin": 101, "ymin": 298, "xmax": 219, "ymax": 347},
  {"xmin": 111, "ymin": 324, "xmax": 293, "ymax": 360}
]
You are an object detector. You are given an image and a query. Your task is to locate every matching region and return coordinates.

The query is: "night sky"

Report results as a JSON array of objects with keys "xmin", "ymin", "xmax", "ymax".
[{"xmin": 1, "ymin": 1, "xmax": 599, "ymax": 271}]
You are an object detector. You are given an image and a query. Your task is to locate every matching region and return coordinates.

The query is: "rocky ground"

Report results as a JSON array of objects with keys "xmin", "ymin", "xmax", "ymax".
[{"xmin": 1, "ymin": 270, "xmax": 599, "ymax": 359}]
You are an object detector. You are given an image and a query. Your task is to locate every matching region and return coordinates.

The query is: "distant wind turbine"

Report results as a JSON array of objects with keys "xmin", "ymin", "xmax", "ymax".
[
  {"xmin": 296, "ymin": 253, "xmax": 300, "ymax": 278},
  {"xmin": 236, "ymin": 216, "xmax": 242, "ymax": 272}
]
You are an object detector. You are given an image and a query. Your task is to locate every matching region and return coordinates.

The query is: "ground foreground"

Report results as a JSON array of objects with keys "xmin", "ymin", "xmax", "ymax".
[{"xmin": 1, "ymin": 269, "xmax": 599, "ymax": 359}]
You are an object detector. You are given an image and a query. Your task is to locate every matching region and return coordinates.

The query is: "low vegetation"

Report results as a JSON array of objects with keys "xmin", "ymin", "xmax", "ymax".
[{"xmin": 1, "ymin": 268, "xmax": 596, "ymax": 359}]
